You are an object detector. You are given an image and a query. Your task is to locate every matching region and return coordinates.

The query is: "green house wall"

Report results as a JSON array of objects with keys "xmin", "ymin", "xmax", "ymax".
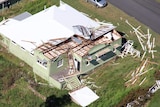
[
  {"xmin": 33, "ymin": 50, "xmax": 63, "ymax": 89},
  {"xmin": 49, "ymin": 54, "xmax": 69, "ymax": 75},
  {"xmin": 80, "ymin": 38, "xmax": 122, "ymax": 74},
  {"xmin": 32, "ymin": 50, "xmax": 49, "ymax": 80},
  {"xmin": 89, "ymin": 44, "xmax": 106, "ymax": 55},
  {"xmin": 0, "ymin": 35, "xmax": 62, "ymax": 89},
  {"xmin": 9, "ymin": 41, "xmax": 34, "ymax": 67},
  {"xmin": 0, "ymin": 34, "xmax": 34, "ymax": 67},
  {"xmin": 48, "ymin": 77, "xmax": 62, "ymax": 89},
  {"xmin": 81, "ymin": 51, "xmax": 116, "ymax": 74},
  {"xmin": 0, "ymin": 33, "xmax": 122, "ymax": 89}
]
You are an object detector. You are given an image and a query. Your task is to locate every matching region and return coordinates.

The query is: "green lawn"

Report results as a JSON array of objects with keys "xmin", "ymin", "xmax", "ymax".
[
  {"xmin": 156, "ymin": 0, "xmax": 160, "ymax": 3},
  {"xmin": 148, "ymin": 90, "xmax": 160, "ymax": 107},
  {"xmin": 0, "ymin": 0, "xmax": 160, "ymax": 107}
]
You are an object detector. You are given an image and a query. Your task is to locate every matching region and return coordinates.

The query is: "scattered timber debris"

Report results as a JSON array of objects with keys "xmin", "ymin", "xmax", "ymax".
[
  {"xmin": 126, "ymin": 20, "xmax": 157, "ymax": 59},
  {"xmin": 139, "ymin": 77, "xmax": 146, "ymax": 86},
  {"xmin": 81, "ymin": 76, "xmax": 101, "ymax": 90},
  {"xmin": 126, "ymin": 80, "xmax": 160, "ymax": 107},
  {"xmin": 28, "ymin": 85, "xmax": 46, "ymax": 101},
  {"xmin": 125, "ymin": 58, "xmax": 153, "ymax": 87},
  {"xmin": 120, "ymin": 40, "xmax": 140, "ymax": 58}
]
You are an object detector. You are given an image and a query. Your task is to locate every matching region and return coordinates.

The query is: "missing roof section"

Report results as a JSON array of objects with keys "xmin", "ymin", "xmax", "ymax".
[
  {"xmin": 92, "ymin": 25, "xmax": 116, "ymax": 40},
  {"xmin": 73, "ymin": 25, "xmax": 116, "ymax": 40},
  {"xmin": 72, "ymin": 36, "xmax": 82, "ymax": 44},
  {"xmin": 48, "ymin": 38, "xmax": 68, "ymax": 46},
  {"xmin": 73, "ymin": 25, "xmax": 92, "ymax": 40},
  {"xmin": 13, "ymin": 12, "xmax": 32, "ymax": 21}
]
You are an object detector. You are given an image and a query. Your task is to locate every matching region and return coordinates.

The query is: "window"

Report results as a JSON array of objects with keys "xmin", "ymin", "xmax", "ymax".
[
  {"xmin": 43, "ymin": 61, "xmax": 47, "ymax": 67},
  {"xmin": 12, "ymin": 41, "xmax": 16, "ymax": 45},
  {"xmin": 85, "ymin": 60, "xmax": 90, "ymax": 66},
  {"xmin": 37, "ymin": 57, "xmax": 48, "ymax": 68},
  {"xmin": 113, "ymin": 48, "xmax": 116, "ymax": 53},
  {"xmin": 96, "ymin": 57, "xmax": 100, "ymax": 61},
  {"xmin": 21, "ymin": 47, "xmax": 26, "ymax": 51},
  {"xmin": 57, "ymin": 59, "xmax": 63, "ymax": 68},
  {"xmin": 30, "ymin": 53, "xmax": 34, "ymax": 56}
]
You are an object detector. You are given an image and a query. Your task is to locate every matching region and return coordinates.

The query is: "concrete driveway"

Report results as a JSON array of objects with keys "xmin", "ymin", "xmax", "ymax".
[{"xmin": 108, "ymin": 0, "xmax": 160, "ymax": 34}]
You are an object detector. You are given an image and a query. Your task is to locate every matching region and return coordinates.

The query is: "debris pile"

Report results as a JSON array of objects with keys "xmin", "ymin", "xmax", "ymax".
[
  {"xmin": 126, "ymin": 80, "xmax": 160, "ymax": 107},
  {"xmin": 125, "ymin": 58, "xmax": 153, "ymax": 87},
  {"xmin": 148, "ymin": 80, "xmax": 160, "ymax": 94},
  {"xmin": 120, "ymin": 40, "xmax": 140, "ymax": 58},
  {"xmin": 125, "ymin": 20, "xmax": 157, "ymax": 59},
  {"xmin": 126, "ymin": 93, "xmax": 151, "ymax": 107},
  {"xmin": 81, "ymin": 76, "xmax": 101, "ymax": 92}
]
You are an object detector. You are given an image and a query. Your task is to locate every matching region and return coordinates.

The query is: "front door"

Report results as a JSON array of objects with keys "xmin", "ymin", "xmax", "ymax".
[{"xmin": 74, "ymin": 59, "xmax": 80, "ymax": 71}]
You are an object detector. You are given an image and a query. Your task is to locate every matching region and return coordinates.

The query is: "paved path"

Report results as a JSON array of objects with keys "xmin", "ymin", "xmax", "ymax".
[{"xmin": 108, "ymin": 0, "xmax": 160, "ymax": 34}]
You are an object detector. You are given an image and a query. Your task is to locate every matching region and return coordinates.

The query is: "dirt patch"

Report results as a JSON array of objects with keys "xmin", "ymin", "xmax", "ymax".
[
  {"xmin": 116, "ymin": 88, "xmax": 150, "ymax": 107},
  {"xmin": 154, "ymin": 70, "xmax": 160, "ymax": 80},
  {"xmin": 116, "ymin": 70, "xmax": 160, "ymax": 107}
]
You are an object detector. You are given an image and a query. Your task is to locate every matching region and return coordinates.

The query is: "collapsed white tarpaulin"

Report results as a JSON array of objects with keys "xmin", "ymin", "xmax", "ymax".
[{"xmin": 69, "ymin": 86, "xmax": 99, "ymax": 107}]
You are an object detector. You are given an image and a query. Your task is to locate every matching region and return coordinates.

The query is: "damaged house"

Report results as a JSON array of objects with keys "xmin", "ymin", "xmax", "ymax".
[{"xmin": 0, "ymin": 2, "xmax": 123, "ymax": 90}]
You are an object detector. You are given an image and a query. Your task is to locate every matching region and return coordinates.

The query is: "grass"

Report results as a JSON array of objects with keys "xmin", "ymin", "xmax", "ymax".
[
  {"xmin": 156, "ymin": 0, "xmax": 160, "ymax": 3},
  {"xmin": 0, "ymin": 0, "xmax": 160, "ymax": 107},
  {"xmin": 87, "ymin": 57, "xmax": 157, "ymax": 107},
  {"xmin": 148, "ymin": 90, "xmax": 160, "ymax": 107},
  {"xmin": 0, "ymin": 0, "xmax": 59, "ymax": 20},
  {"xmin": 0, "ymin": 48, "xmax": 75, "ymax": 107},
  {"xmin": 0, "ymin": 55, "xmax": 40, "ymax": 107},
  {"xmin": 0, "ymin": 79, "xmax": 43, "ymax": 107}
]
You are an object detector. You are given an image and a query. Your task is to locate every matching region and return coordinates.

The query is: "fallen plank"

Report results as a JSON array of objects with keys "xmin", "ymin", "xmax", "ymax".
[
  {"xmin": 139, "ymin": 77, "xmax": 146, "ymax": 86},
  {"xmin": 138, "ymin": 67, "xmax": 153, "ymax": 76},
  {"xmin": 28, "ymin": 85, "xmax": 46, "ymax": 101}
]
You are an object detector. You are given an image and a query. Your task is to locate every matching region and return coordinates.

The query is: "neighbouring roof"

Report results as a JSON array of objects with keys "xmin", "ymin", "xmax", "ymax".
[
  {"xmin": 69, "ymin": 86, "xmax": 99, "ymax": 107},
  {"xmin": 0, "ymin": 2, "xmax": 99, "ymax": 52}
]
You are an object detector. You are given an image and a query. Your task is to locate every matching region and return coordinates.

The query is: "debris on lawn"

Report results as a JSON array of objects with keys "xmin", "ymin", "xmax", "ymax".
[
  {"xmin": 120, "ymin": 40, "xmax": 140, "ymax": 58},
  {"xmin": 125, "ymin": 58, "xmax": 153, "ymax": 87},
  {"xmin": 139, "ymin": 77, "xmax": 146, "ymax": 86},
  {"xmin": 148, "ymin": 80, "xmax": 160, "ymax": 93},
  {"xmin": 125, "ymin": 20, "xmax": 157, "ymax": 59},
  {"xmin": 81, "ymin": 76, "xmax": 101, "ymax": 90},
  {"xmin": 126, "ymin": 80, "xmax": 160, "ymax": 107}
]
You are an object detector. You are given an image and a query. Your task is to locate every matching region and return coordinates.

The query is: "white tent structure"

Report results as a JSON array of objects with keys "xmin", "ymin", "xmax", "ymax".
[
  {"xmin": 0, "ymin": 2, "xmax": 99, "ymax": 52},
  {"xmin": 69, "ymin": 86, "xmax": 99, "ymax": 107}
]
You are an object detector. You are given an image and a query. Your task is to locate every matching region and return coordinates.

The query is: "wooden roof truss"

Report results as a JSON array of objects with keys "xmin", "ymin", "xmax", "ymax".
[{"xmin": 36, "ymin": 27, "xmax": 121, "ymax": 60}]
